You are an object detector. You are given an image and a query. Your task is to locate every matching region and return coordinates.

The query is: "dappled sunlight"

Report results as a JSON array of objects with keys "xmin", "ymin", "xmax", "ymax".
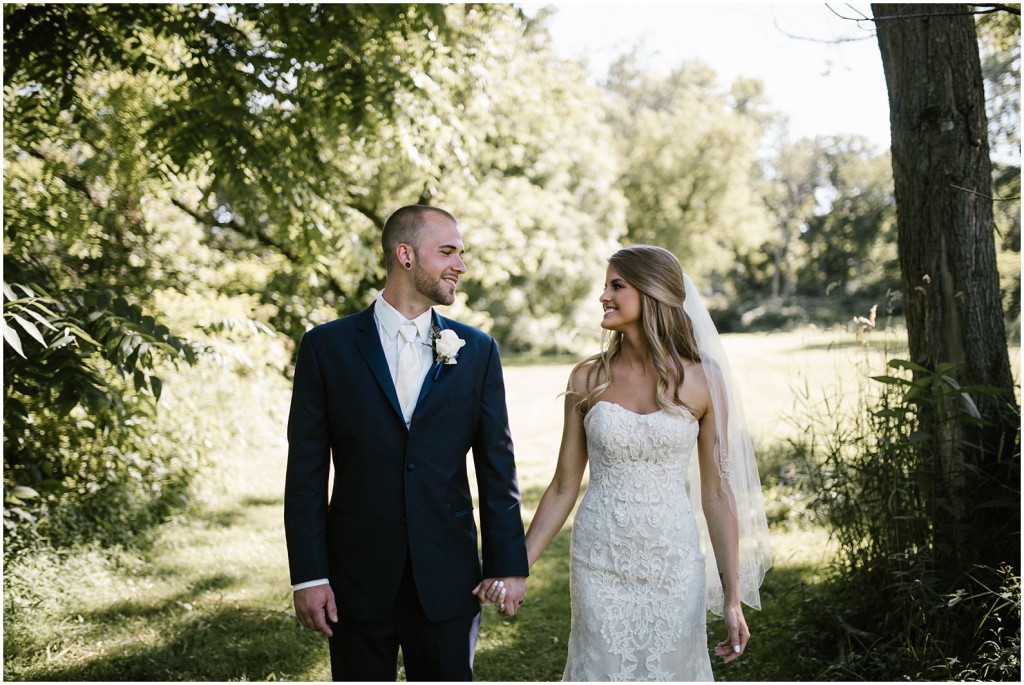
[
  {"xmin": 8, "ymin": 333, "xmax": 1002, "ymax": 680},
  {"xmin": 3, "ymin": 2, "xmax": 1017, "ymax": 681}
]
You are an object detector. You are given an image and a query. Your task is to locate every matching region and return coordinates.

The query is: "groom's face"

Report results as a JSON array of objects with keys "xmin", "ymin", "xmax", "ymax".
[{"xmin": 412, "ymin": 216, "xmax": 466, "ymax": 306}]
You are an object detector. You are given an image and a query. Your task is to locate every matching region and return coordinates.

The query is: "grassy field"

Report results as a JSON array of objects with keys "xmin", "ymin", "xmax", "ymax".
[{"xmin": 7, "ymin": 326, "xmax": 1006, "ymax": 681}]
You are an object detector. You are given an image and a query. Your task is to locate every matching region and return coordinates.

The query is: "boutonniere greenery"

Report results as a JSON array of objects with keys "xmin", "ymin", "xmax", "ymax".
[{"xmin": 429, "ymin": 326, "xmax": 466, "ymax": 379}]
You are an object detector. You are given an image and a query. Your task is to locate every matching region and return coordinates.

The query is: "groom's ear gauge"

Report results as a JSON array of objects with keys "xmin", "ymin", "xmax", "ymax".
[{"xmin": 396, "ymin": 244, "xmax": 413, "ymax": 270}]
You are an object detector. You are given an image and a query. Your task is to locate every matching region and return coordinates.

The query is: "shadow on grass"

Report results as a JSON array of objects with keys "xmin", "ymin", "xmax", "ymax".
[
  {"xmin": 479, "ymin": 482, "xmax": 835, "ymax": 681},
  {"xmin": 790, "ymin": 337, "xmax": 906, "ymax": 354},
  {"xmin": 474, "ymin": 523, "xmax": 573, "ymax": 681},
  {"xmin": 20, "ymin": 605, "xmax": 327, "ymax": 681},
  {"xmin": 242, "ymin": 495, "xmax": 283, "ymax": 508},
  {"xmin": 472, "ymin": 482, "xmax": 576, "ymax": 681},
  {"xmin": 711, "ymin": 560, "xmax": 837, "ymax": 682},
  {"xmin": 474, "ymin": 545, "xmax": 835, "ymax": 682},
  {"xmin": 79, "ymin": 573, "xmax": 238, "ymax": 624},
  {"xmin": 191, "ymin": 507, "xmax": 246, "ymax": 529}
]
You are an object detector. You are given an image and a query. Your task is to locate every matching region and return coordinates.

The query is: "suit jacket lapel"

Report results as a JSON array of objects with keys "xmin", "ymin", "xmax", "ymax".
[
  {"xmin": 353, "ymin": 304, "xmax": 405, "ymax": 421},
  {"xmin": 414, "ymin": 311, "xmax": 446, "ymax": 408}
]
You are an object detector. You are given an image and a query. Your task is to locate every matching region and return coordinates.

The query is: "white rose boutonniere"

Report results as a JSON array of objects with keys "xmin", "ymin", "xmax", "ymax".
[{"xmin": 430, "ymin": 327, "xmax": 466, "ymax": 379}]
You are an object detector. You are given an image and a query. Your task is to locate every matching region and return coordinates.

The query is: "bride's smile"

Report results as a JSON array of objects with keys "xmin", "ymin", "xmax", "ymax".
[{"xmin": 599, "ymin": 267, "xmax": 641, "ymax": 330}]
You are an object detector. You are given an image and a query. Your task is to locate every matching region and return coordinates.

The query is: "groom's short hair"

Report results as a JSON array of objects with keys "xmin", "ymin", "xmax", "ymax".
[{"xmin": 381, "ymin": 205, "xmax": 457, "ymax": 273}]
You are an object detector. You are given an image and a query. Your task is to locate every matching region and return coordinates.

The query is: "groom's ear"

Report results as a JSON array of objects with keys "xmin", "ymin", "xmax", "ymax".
[{"xmin": 396, "ymin": 243, "xmax": 414, "ymax": 270}]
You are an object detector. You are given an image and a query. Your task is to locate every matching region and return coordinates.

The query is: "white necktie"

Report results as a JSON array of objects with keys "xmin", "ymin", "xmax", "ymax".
[{"xmin": 395, "ymin": 322, "xmax": 420, "ymax": 415}]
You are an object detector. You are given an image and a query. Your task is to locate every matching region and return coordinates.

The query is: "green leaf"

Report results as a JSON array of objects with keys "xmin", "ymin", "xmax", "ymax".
[
  {"xmin": 50, "ymin": 333, "xmax": 77, "ymax": 350},
  {"xmin": 976, "ymin": 498, "xmax": 1021, "ymax": 509},
  {"xmin": 3, "ymin": 320, "xmax": 26, "ymax": 358},
  {"xmin": 24, "ymin": 306, "xmax": 59, "ymax": 331},
  {"xmin": 871, "ymin": 374, "xmax": 911, "ymax": 386},
  {"xmin": 119, "ymin": 334, "xmax": 141, "ymax": 359},
  {"xmin": 150, "ymin": 375, "xmax": 163, "ymax": 401},
  {"xmin": 959, "ymin": 384, "xmax": 1011, "ymax": 396},
  {"xmin": 11, "ymin": 485, "xmax": 39, "ymax": 500},
  {"xmin": 64, "ymin": 325, "xmax": 101, "ymax": 347},
  {"xmin": 6, "ymin": 507, "xmax": 36, "ymax": 523},
  {"xmin": 12, "ymin": 313, "xmax": 47, "ymax": 347},
  {"xmin": 872, "ymin": 408, "xmax": 910, "ymax": 419},
  {"xmin": 889, "ymin": 358, "xmax": 928, "ymax": 374},
  {"xmin": 958, "ymin": 391, "xmax": 981, "ymax": 419}
]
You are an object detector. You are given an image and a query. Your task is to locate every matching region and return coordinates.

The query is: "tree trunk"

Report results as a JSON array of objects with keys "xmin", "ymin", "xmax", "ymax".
[{"xmin": 872, "ymin": 3, "xmax": 1019, "ymax": 573}]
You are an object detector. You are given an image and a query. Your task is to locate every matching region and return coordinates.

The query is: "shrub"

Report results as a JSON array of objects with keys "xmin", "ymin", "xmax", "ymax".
[{"xmin": 798, "ymin": 356, "xmax": 1021, "ymax": 680}]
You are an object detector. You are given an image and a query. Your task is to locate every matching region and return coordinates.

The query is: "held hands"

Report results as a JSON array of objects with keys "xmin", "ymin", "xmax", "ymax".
[
  {"xmin": 472, "ymin": 577, "xmax": 527, "ymax": 617},
  {"xmin": 294, "ymin": 584, "xmax": 338, "ymax": 637},
  {"xmin": 713, "ymin": 603, "xmax": 750, "ymax": 663}
]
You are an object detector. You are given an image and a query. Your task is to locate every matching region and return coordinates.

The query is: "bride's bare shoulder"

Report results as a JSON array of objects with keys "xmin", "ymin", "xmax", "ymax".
[
  {"xmin": 677, "ymin": 358, "xmax": 712, "ymax": 417},
  {"xmin": 568, "ymin": 358, "xmax": 605, "ymax": 397}
]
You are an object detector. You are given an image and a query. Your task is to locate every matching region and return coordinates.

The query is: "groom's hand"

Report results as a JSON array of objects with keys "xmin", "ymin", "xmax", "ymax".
[
  {"xmin": 294, "ymin": 584, "xmax": 338, "ymax": 637},
  {"xmin": 497, "ymin": 576, "xmax": 527, "ymax": 616}
]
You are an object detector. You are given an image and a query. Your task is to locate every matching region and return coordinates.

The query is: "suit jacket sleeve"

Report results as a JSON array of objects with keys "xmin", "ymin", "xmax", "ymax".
[
  {"xmin": 472, "ymin": 338, "xmax": 530, "ymax": 579},
  {"xmin": 283, "ymin": 331, "xmax": 332, "ymax": 585}
]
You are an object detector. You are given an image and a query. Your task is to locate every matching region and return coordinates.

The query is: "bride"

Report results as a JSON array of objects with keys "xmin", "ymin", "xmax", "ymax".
[{"xmin": 522, "ymin": 245, "xmax": 771, "ymax": 681}]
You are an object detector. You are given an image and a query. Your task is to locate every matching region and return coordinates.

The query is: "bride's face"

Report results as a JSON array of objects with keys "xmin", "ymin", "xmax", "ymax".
[{"xmin": 599, "ymin": 266, "xmax": 641, "ymax": 330}]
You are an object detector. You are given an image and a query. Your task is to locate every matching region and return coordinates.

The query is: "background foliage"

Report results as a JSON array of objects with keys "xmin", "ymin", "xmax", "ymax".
[{"xmin": 3, "ymin": 3, "xmax": 1020, "ymax": 681}]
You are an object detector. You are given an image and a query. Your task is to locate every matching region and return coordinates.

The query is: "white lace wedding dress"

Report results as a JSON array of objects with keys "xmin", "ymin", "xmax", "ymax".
[{"xmin": 564, "ymin": 400, "xmax": 713, "ymax": 682}]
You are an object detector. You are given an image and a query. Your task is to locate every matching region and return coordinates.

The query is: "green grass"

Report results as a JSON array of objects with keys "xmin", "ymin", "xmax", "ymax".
[{"xmin": 3, "ymin": 326, "xmax": 943, "ymax": 681}]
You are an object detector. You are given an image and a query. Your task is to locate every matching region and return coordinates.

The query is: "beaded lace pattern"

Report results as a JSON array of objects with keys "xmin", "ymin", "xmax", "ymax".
[{"xmin": 564, "ymin": 401, "xmax": 713, "ymax": 682}]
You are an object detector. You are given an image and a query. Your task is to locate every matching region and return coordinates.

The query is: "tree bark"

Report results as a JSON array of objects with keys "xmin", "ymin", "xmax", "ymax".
[{"xmin": 872, "ymin": 3, "xmax": 1019, "ymax": 573}]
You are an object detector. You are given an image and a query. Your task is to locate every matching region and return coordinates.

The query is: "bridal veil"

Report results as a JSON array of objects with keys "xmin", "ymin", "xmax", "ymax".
[{"xmin": 682, "ymin": 274, "xmax": 773, "ymax": 615}]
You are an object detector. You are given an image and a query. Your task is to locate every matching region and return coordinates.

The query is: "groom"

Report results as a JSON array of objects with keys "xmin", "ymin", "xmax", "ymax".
[{"xmin": 284, "ymin": 204, "xmax": 529, "ymax": 681}]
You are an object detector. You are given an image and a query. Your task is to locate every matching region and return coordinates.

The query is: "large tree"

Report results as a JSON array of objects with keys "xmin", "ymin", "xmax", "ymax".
[
  {"xmin": 795, "ymin": 136, "xmax": 898, "ymax": 299},
  {"xmin": 3, "ymin": 4, "xmax": 627, "ymax": 551},
  {"xmin": 872, "ymin": 2, "xmax": 1019, "ymax": 572},
  {"xmin": 3, "ymin": 2, "xmax": 454, "ymax": 549},
  {"xmin": 602, "ymin": 54, "xmax": 773, "ymax": 297}
]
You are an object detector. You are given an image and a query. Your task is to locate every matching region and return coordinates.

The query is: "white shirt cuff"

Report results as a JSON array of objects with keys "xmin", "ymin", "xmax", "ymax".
[{"xmin": 292, "ymin": 578, "xmax": 330, "ymax": 592}]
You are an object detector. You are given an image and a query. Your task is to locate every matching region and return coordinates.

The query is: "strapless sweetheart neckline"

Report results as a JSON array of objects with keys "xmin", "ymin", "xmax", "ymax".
[{"xmin": 590, "ymin": 399, "xmax": 697, "ymax": 424}]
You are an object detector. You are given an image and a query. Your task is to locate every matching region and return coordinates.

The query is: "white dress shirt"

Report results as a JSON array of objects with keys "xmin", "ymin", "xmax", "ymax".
[
  {"xmin": 372, "ymin": 292, "xmax": 434, "ymax": 425},
  {"xmin": 292, "ymin": 293, "xmax": 434, "ymax": 593}
]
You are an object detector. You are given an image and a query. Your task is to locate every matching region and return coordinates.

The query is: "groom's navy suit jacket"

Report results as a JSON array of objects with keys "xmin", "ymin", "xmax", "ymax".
[{"xmin": 284, "ymin": 304, "xmax": 529, "ymax": 623}]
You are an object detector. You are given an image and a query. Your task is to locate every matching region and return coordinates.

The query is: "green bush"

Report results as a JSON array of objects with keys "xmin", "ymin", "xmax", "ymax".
[
  {"xmin": 3, "ymin": 281, "xmax": 200, "ymax": 558},
  {"xmin": 797, "ymin": 357, "xmax": 1021, "ymax": 680}
]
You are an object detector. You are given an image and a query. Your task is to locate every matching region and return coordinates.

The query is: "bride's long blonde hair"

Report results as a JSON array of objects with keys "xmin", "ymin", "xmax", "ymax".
[{"xmin": 572, "ymin": 245, "xmax": 701, "ymax": 414}]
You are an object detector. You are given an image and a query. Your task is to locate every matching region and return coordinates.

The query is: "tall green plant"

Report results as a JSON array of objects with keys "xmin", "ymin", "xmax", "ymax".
[
  {"xmin": 802, "ymin": 357, "xmax": 1021, "ymax": 679},
  {"xmin": 3, "ymin": 281, "xmax": 197, "ymax": 555}
]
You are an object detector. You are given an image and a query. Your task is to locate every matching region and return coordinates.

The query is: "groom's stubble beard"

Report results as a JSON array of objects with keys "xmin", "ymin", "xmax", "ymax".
[{"xmin": 413, "ymin": 261, "xmax": 456, "ymax": 306}]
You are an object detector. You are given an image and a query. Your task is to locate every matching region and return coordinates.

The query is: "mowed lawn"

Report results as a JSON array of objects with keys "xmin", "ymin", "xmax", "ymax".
[{"xmin": 5, "ymin": 327, "xmax": 949, "ymax": 681}]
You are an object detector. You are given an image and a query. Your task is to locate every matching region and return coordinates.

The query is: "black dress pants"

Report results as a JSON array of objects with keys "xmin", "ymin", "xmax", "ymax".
[{"xmin": 328, "ymin": 556, "xmax": 481, "ymax": 681}]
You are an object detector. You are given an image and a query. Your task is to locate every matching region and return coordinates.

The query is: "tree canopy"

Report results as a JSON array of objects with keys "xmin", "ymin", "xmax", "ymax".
[{"xmin": 3, "ymin": 2, "xmax": 1018, "ymax": 562}]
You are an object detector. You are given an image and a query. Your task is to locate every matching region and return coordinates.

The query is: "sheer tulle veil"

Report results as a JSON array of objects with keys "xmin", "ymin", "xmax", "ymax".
[{"xmin": 682, "ymin": 274, "xmax": 773, "ymax": 615}]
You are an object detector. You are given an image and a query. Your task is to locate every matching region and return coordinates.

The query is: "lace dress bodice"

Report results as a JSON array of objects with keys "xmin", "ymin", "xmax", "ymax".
[{"xmin": 564, "ymin": 401, "xmax": 713, "ymax": 681}]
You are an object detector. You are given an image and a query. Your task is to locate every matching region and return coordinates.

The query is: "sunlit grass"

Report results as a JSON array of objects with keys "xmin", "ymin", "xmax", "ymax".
[{"xmin": 9, "ymin": 325, "xmax": 1002, "ymax": 681}]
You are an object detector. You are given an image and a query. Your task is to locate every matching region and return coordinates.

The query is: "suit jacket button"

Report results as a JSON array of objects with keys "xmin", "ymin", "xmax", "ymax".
[{"xmin": 406, "ymin": 463, "xmax": 416, "ymax": 472}]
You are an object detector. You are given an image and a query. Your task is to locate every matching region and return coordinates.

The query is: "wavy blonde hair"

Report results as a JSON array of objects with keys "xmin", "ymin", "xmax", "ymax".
[{"xmin": 572, "ymin": 245, "xmax": 701, "ymax": 414}]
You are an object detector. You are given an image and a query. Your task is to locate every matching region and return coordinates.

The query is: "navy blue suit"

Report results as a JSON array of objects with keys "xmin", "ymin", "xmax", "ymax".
[{"xmin": 284, "ymin": 303, "xmax": 528, "ymax": 675}]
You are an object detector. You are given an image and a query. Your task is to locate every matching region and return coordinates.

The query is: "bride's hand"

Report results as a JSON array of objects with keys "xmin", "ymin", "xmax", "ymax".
[
  {"xmin": 713, "ymin": 604, "xmax": 749, "ymax": 662},
  {"xmin": 471, "ymin": 579, "xmax": 505, "ymax": 608}
]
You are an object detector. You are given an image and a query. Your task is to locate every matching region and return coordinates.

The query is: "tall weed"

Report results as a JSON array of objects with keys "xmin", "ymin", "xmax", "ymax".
[{"xmin": 796, "ymin": 350, "xmax": 1021, "ymax": 680}]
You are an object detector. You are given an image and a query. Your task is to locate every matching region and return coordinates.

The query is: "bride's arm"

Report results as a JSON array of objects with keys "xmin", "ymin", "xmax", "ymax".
[
  {"xmin": 697, "ymin": 397, "xmax": 749, "ymax": 661},
  {"xmin": 524, "ymin": 366, "xmax": 590, "ymax": 569}
]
